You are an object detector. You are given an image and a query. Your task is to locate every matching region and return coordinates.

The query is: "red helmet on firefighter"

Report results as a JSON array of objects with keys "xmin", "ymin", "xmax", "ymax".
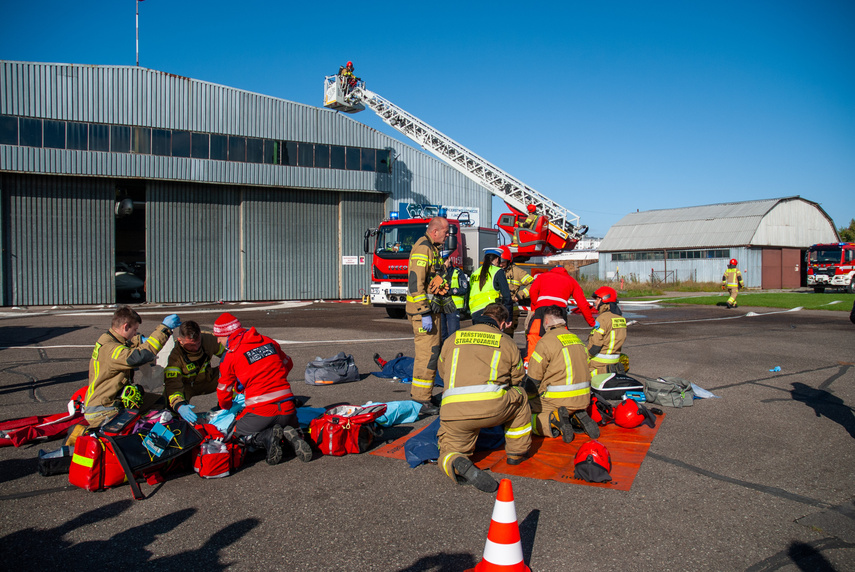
[
  {"xmin": 347, "ymin": 61, "xmax": 353, "ymax": 67},
  {"xmin": 499, "ymin": 245, "xmax": 513, "ymax": 262},
  {"xmin": 729, "ymin": 258, "xmax": 738, "ymax": 266},
  {"xmin": 614, "ymin": 399, "xmax": 656, "ymax": 429},
  {"xmin": 526, "ymin": 204, "xmax": 537, "ymax": 213},
  {"xmin": 594, "ymin": 286, "xmax": 618, "ymax": 303},
  {"xmin": 573, "ymin": 440, "xmax": 612, "ymax": 483}
]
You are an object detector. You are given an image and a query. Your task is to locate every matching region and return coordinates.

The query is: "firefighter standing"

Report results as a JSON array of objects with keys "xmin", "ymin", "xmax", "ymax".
[
  {"xmin": 587, "ymin": 287, "xmax": 627, "ymax": 375},
  {"xmin": 214, "ymin": 313, "xmax": 312, "ymax": 465},
  {"xmin": 439, "ymin": 251, "xmax": 470, "ymax": 342},
  {"xmin": 722, "ymin": 258, "xmax": 744, "ymax": 308},
  {"xmin": 83, "ymin": 306, "xmax": 179, "ymax": 428},
  {"xmin": 527, "ymin": 305, "xmax": 599, "ymax": 442},
  {"xmin": 498, "ymin": 245, "xmax": 533, "ymax": 336},
  {"xmin": 468, "ymin": 249, "xmax": 512, "ymax": 321},
  {"xmin": 164, "ymin": 320, "xmax": 226, "ymax": 424},
  {"xmin": 525, "ymin": 266, "xmax": 596, "ymax": 365},
  {"xmin": 437, "ymin": 303, "xmax": 532, "ymax": 493},
  {"xmin": 405, "ymin": 216, "xmax": 450, "ymax": 415}
]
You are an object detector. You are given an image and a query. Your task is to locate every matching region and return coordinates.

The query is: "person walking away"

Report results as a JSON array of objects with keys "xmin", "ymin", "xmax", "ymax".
[
  {"xmin": 436, "ymin": 303, "xmax": 532, "ymax": 492},
  {"xmin": 83, "ymin": 306, "xmax": 180, "ymax": 428},
  {"xmin": 722, "ymin": 258, "xmax": 744, "ymax": 308},
  {"xmin": 498, "ymin": 246, "xmax": 533, "ymax": 336},
  {"xmin": 164, "ymin": 320, "xmax": 226, "ymax": 424},
  {"xmin": 586, "ymin": 287, "xmax": 627, "ymax": 375},
  {"xmin": 525, "ymin": 266, "xmax": 595, "ymax": 365},
  {"xmin": 439, "ymin": 251, "xmax": 469, "ymax": 343},
  {"xmin": 526, "ymin": 305, "xmax": 599, "ymax": 442},
  {"xmin": 405, "ymin": 217, "xmax": 450, "ymax": 414},
  {"xmin": 214, "ymin": 313, "xmax": 312, "ymax": 465}
]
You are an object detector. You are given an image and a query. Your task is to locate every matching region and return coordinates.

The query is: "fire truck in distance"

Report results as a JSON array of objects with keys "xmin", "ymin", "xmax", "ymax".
[
  {"xmin": 364, "ymin": 207, "xmax": 498, "ymax": 319},
  {"xmin": 806, "ymin": 242, "xmax": 855, "ymax": 293}
]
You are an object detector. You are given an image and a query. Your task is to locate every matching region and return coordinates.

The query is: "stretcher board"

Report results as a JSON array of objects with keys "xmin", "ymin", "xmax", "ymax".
[{"xmin": 371, "ymin": 411, "xmax": 665, "ymax": 491}]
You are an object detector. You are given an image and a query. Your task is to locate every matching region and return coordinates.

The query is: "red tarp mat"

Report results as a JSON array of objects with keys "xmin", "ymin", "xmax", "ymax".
[{"xmin": 371, "ymin": 411, "xmax": 665, "ymax": 491}]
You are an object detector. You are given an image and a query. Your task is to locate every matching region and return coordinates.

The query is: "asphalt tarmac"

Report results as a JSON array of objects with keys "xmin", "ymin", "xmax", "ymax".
[{"xmin": 0, "ymin": 299, "xmax": 853, "ymax": 571}]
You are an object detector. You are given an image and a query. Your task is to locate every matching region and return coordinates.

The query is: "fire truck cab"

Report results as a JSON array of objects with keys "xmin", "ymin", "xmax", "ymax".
[{"xmin": 806, "ymin": 242, "xmax": 855, "ymax": 293}]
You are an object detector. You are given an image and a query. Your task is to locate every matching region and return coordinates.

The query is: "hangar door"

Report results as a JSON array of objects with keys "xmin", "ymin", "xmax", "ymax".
[
  {"xmin": 761, "ymin": 248, "xmax": 801, "ymax": 289},
  {"xmin": 1, "ymin": 174, "xmax": 114, "ymax": 305}
]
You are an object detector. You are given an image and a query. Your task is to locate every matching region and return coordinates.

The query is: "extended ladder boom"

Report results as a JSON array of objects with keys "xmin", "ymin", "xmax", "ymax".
[{"xmin": 342, "ymin": 81, "xmax": 584, "ymax": 239}]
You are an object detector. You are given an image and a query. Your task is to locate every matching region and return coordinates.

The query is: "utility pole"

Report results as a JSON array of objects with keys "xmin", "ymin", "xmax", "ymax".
[{"xmin": 135, "ymin": 0, "xmax": 141, "ymax": 66}]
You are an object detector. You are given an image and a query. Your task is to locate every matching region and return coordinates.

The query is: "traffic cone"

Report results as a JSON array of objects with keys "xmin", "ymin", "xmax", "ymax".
[{"xmin": 467, "ymin": 478, "xmax": 531, "ymax": 571}]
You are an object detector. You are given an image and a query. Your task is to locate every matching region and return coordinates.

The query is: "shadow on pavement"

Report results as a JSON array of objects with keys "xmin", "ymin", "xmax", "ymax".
[{"xmin": 790, "ymin": 382, "xmax": 855, "ymax": 439}]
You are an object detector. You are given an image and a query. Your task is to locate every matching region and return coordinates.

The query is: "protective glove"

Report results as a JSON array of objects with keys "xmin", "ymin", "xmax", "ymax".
[
  {"xmin": 177, "ymin": 404, "xmax": 197, "ymax": 424},
  {"xmin": 139, "ymin": 335, "xmax": 148, "ymax": 344},
  {"xmin": 594, "ymin": 321, "xmax": 600, "ymax": 329},
  {"xmin": 162, "ymin": 314, "xmax": 181, "ymax": 329},
  {"xmin": 421, "ymin": 314, "xmax": 433, "ymax": 332}
]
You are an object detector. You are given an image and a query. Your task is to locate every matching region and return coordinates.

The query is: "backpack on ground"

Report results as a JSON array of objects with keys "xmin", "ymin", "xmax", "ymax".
[
  {"xmin": 590, "ymin": 373, "xmax": 645, "ymax": 401},
  {"xmin": 643, "ymin": 376, "xmax": 695, "ymax": 408},
  {"xmin": 308, "ymin": 404, "xmax": 386, "ymax": 456},
  {"xmin": 304, "ymin": 352, "xmax": 360, "ymax": 385},
  {"xmin": 192, "ymin": 424, "xmax": 245, "ymax": 479}
]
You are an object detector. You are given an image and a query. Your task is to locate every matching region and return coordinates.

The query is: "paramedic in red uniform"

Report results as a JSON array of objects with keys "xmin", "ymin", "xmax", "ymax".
[
  {"xmin": 214, "ymin": 313, "xmax": 312, "ymax": 465},
  {"xmin": 525, "ymin": 266, "xmax": 596, "ymax": 364}
]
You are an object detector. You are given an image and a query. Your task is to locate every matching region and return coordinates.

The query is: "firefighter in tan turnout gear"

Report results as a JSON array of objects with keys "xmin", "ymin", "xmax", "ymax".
[
  {"xmin": 498, "ymin": 245, "xmax": 533, "ymax": 336},
  {"xmin": 527, "ymin": 305, "xmax": 599, "ymax": 442},
  {"xmin": 83, "ymin": 306, "xmax": 180, "ymax": 427},
  {"xmin": 587, "ymin": 286, "xmax": 627, "ymax": 375},
  {"xmin": 722, "ymin": 258, "xmax": 744, "ymax": 308},
  {"xmin": 406, "ymin": 216, "xmax": 450, "ymax": 415},
  {"xmin": 164, "ymin": 320, "xmax": 226, "ymax": 424},
  {"xmin": 437, "ymin": 303, "xmax": 532, "ymax": 493}
]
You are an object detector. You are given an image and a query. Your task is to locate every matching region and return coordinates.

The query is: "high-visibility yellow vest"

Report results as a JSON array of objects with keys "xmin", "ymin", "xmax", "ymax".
[
  {"xmin": 450, "ymin": 269, "xmax": 465, "ymax": 309},
  {"xmin": 469, "ymin": 265, "xmax": 500, "ymax": 313}
]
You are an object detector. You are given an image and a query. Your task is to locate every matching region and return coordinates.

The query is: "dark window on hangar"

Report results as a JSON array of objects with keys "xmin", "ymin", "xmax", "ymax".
[
  {"xmin": 90, "ymin": 124, "xmax": 110, "ymax": 151},
  {"xmin": 246, "ymin": 137, "xmax": 263, "ymax": 163},
  {"xmin": 19, "ymin": 118, "xmax": 42, "ymax": 147},
  {"xmin": 377, "ymin": 149, "xmax": 392, "ymax": 173},
  {"xmin": 152, "ymin": 129, "xmax": 171, "ymax": 156},
  {"xmin": 298, "ymin": 143, "xmax": 314, "ymax": 167},
  {"xmin": 0, "ymin": 115, "xmax": 18, "ymax": 145},
  {"xmin": 345, "ymin": 147, "xmax": 360, "ymax": 171},
  {"xmin": 111, "ymin": 125, "xmax": 130, "ymax": 153},
  {"xmin": 44, "ymin": 120, "xmax": 65, "ymax": 149},
  {"xmin": 315, "ymin": 144, "xmax": 330, "ymax": 168},
  {"xmin": 172, "ymin": 130, "xmax": 191, "ymax": 157},
  {"xmin": 330, "ymin": 145, "xmax": 345, "ymax": 169},
  {"xmin": 67, "ymin": 122, "xmax": 88, "ymax": 150},
  {"xmin": 283, "ymin": 141, "xmax": 298, "ymax": 166},
  {"xmin": 132, "ymin": 127, "xmax": 151, "ymax": 154},
  {"xmin": 361, "ymin": 148, "xmax": 375, "ymax": 172},
  {"xmin": 191, "ymin": 132, "xmax": 209, "ymax": 159},
  {"xmin": 228, "ymin": 136, "xmax": 246, "ymax": 162},
  {"xmin": 263, "ymin": 139, "xmax": 277, "ymax": 164},
  {"xmin": 210, "ymin": 134, "xmax": 227, "ymax": 160}
]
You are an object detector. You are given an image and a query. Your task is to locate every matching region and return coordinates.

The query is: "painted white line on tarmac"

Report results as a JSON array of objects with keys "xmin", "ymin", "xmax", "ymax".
[
  {"xmin": 1, "ymin": 335, "xmax": 414, "ymax": 351},
  {"xmin": 638, "ymin": 306, "xmax": 803, "ymax": 325}
]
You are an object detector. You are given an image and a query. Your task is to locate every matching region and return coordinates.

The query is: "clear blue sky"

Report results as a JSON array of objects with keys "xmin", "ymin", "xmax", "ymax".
[{"xmin": 2, "ymin": 1, "xmax": 853, "ymax": 237}]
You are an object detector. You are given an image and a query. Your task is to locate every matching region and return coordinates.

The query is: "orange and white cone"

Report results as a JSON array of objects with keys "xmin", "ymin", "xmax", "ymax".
[{"xmin": 468, "ymin": 478, "xmax": 531, "ymax": 571}]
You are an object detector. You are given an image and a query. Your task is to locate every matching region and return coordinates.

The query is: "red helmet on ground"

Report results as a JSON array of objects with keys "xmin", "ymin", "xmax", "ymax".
[
  {"xmin": 729, "ymin": 258, "xmax": 738, "ymax": 266},
  {"xmin": 573, "ymin": 440, "xmax": 612, "ymax": 483},
  {"xmin": 594, "ymin": 286, "xmax": 618, "ymax": 303},
  {"xmin": 614, "ymin": 399, "xmax": 656, "ymax": 429},
  {"xmin": 499, "ymin": 245, "xmax": 513, "ymax": 262},
  {"xmin": 526, "ymin": 204, "xmax": 537, "ymax": 213}
]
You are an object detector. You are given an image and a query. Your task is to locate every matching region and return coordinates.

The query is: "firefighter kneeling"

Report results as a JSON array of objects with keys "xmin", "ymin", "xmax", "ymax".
[{"xmin": 436, "ymin": 303, "xmax": 532, "ymax": 493}]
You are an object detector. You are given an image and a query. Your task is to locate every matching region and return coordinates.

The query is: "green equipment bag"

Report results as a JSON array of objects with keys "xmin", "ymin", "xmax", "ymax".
[{"xmin": 643, "ymin": 377, "xmax": 695, "ymax": 408}]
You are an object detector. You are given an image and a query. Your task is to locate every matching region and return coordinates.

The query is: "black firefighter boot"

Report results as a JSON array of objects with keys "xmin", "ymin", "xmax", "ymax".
[
  {"xmin": 570, "ymin": 410, "xmax": 600, "ymax": 439},
  {"xmin": 282, "ymin": 425, "xmax": 313, "ymax": 463},
  {"xmin": 452, "ymin": 457, "xmax": 498, "ymax": 493},
  {"xmin": 550, "ymin": 407, "xmax": 575, "ymax": 443},
  {"xmin": 255, "ymin": 425, "xmax": 284, "ymax": 465}
]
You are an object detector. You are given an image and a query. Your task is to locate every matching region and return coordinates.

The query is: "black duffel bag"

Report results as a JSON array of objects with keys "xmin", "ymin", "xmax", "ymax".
[{"xmin": 304, "ymin": 352, "xmax": 360, "ymax": 385}]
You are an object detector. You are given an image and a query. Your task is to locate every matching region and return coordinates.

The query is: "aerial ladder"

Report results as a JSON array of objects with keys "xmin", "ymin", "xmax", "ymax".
[{"xmin": 324, "ymin": 75, "xmax": 588, "ymax": 257}]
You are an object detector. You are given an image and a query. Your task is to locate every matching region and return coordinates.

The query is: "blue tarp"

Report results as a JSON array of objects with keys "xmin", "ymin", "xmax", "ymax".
[{"xmin": 403, "ymin": 418, "xmax": 506, "ymax": 468}]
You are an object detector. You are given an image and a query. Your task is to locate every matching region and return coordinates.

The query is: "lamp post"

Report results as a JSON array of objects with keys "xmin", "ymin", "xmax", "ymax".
[{"xmin": 135, "ymin": 0, "xmax": 142, "ymax": 66}]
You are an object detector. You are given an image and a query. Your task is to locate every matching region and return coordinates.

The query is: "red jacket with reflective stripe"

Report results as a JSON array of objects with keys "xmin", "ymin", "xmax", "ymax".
[
  {"xmin": 217, "ymin": 327, "xmax": 295, "ymax": 416},
  {"xmin": 530, "ymin": 267, "xmax": 596, "ymax": 326}
]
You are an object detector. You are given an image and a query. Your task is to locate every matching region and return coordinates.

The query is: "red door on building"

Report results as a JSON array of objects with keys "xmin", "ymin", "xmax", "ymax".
[
  {"xmin": 762, "ymin": 248, "xmax": 782, "ymax": 289},
  {"xmin": 781, "ymin": 248, "xmax": 801, "ymax": 288}
]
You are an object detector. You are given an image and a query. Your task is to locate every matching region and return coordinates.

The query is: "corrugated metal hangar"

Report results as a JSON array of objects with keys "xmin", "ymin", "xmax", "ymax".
[
  {"xmin": 0, "ymin": 61, "xmax": 490, "ymax": 306},
  {"xmin": 598, "ymin": 197, "xmax": 839, "ymax": 288}
]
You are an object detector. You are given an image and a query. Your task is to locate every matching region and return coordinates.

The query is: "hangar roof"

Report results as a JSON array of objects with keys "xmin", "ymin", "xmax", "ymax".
[{"xmin": 599, "ymin": 196, "xmax": 839, "ymax": 251}]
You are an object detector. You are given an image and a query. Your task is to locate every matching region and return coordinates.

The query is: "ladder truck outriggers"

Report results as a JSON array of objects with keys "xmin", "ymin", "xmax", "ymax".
[{"xmin": 324, "ymin": 73, "xmax": 588, "ymax": 316}]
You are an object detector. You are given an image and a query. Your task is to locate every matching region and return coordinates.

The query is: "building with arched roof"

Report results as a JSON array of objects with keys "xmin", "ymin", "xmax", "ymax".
[
  {"xmin": 597, "ymin": 197, "xmax": 839, "ymax": 288},
  {"xmin": 0, "ymin": 61, "xmax": 491, "ymax": 306}
]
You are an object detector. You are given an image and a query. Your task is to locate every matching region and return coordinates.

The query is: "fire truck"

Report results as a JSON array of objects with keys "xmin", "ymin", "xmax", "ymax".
[
  {"xmin": 325, "ymin": 73, "xmax": 587, "ymax": 315},
  {"xmin": 806, "ymin": 242, "xmax": 855, "ymax": 293}
]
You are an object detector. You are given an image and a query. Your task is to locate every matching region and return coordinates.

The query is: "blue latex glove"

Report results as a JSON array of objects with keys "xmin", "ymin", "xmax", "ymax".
[
  {"xmin": 594, "ymin": 321, "xmax": 600, "ymax": 329},
  {"xmin": 162, "ymin": 314, "xmax": 180, "ymax": 329},
  {"xmin": 140, "ymin": 335, "xmax": 148, "ymax": 344},
  {"xmin": 177, "ymin": 404, "xmax": 197, "ymax": 424},
  {"xmin": 421, "ymin": 314, "xmax": 433, "ymax": 332}
]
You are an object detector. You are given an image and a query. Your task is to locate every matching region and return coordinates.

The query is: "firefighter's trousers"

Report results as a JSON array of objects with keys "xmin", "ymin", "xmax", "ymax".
[
  {"xmin": 410, "ymin": 312, "xmax": 440, "ymax": 402},
  {"xmin": 438, "ymin": 387, "xmax": 532, "ymax": 483},
  {"xmin": 727, "ymin": 287, "xmax": 739, "ymax": 307},
  {"xmin": 504, "ymin": 304, "xmax": 521, "ymax": 337}
]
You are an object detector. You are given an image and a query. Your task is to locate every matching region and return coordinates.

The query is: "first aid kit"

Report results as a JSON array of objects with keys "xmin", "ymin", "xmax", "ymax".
[{"xmin": 308, "ymin": 404, "xmax": 386, "ymax": 456}]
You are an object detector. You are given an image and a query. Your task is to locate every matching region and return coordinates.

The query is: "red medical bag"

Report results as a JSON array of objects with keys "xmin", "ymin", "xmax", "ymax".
[
  {"xmin": 308, "ymin": 404, "xmax": 386, "ymax": 456},
  {"xmin": 68, "ymin": 434, "xmax": 127, "ymax": 491}
]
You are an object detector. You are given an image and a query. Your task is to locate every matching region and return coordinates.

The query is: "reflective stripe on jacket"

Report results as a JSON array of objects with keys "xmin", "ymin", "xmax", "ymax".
[{"xmin": 527, "ymin": 326, "xmax": 591, "ymax": 409}]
